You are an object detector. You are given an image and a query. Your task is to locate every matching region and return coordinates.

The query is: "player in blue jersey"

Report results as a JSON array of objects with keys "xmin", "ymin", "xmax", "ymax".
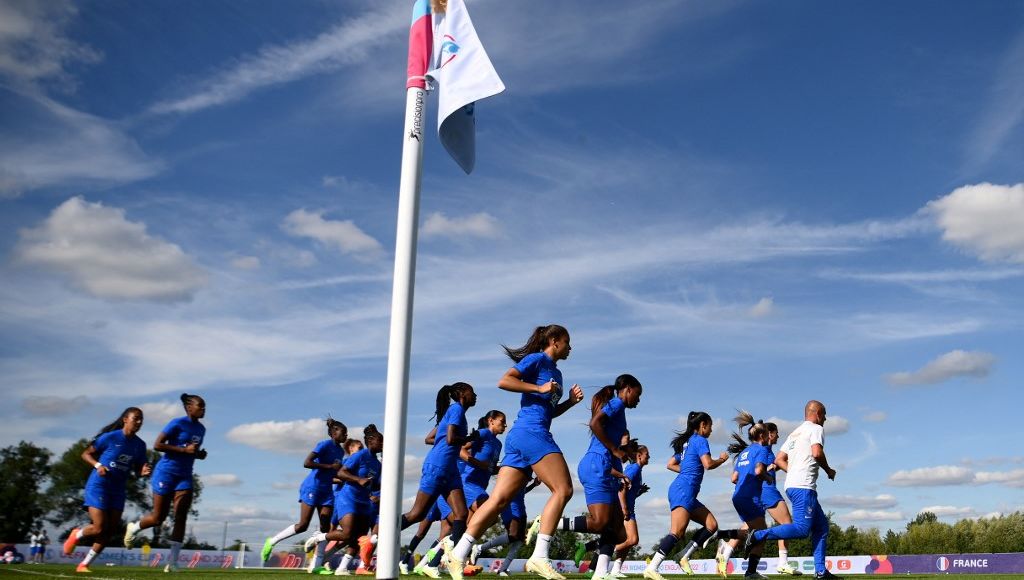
[
  {"xmin": 559, "ymin": 375, "xmax": 643, "ymax": 580},
  {"xmin": 261, "ymin": 417, "xmax": 347, "ymax": 568},
  {"xmin": 391, "ymin": 383, "xmax": 477, "ymax": 578},
  {"xmin": 124, "ymin": 393, "xmax": 206, "ymax": 572},
  {"xmin": 304, "ymin": 425, "xmax": 384, "ymax": 575},
  {"xmin": 63, "ymin": 407, "xmax": 151, "ymax": 573},
  {"xmin": 450, "ymin": 324, "xmax": 585, "ymax": 580},
  {"xmin": 609, "ymin": 444, "xmax": 649, "ymax": 577},
  {"xmin": 643, "ymin": 411, "xmax": 730, "ymax": 580},
  {"xmin": 413, "ymin": 410, "xmax": 508, "ymax": 577},
  {"xmin": 717, "ymin": 411, "xmax": 776, "ymax": 580}
]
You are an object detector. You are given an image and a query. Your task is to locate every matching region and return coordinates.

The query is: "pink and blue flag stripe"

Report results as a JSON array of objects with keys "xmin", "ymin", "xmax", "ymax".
[{"xmin": 407, "ymin": 0, "xmax": 433, "ymax": 89}]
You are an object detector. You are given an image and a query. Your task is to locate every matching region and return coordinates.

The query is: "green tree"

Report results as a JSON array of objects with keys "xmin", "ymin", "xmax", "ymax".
[
  {"xmin": 226, "ymin": 539, "xmax": 250, "ymax": 551},
  {"xmin": 0, "ymin": 441, "xmax": 52, "ymax": 541}
]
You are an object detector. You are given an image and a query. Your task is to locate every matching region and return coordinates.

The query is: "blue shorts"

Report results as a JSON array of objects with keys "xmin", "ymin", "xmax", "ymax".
[
  {"xmin": 151, "ymin": 465, "xmax": 193, "ymax": 495},
  {"xmin": 436, "ymin": 496, "xmax": 453, "ymax": 521},
  {"xmin": 733, "ymin": 495, "xmax": 765, "ymax": 523},
  {"xmin": 578, "ymin": 452, "xmax": 619, "ymax": 506},
  {"xmin": 502, "ymin": 427, "xmax": 561, "ymax": 470},
  {"xmin": 501, "ymin": 493, "xmax": 527, "ymax": 527},
  {"xmin": 336, "ymin": 496, "xmax": 373, "ymax": 518},
  {"xmin": 84, "ymin": 484, "xmax": 127, "ymax": 511},
  {"xmin": 668, "ymin": 479, "xmax": 704, "ymax": 512},
  {"xmin": 761, "ymin": 486, "xmax": 784, "ymax": 510},
  {"xmin": 464, "ymin": 483, "xmax": 488, "ymax": 508},
  {"xmin": 299, "ymin": 483, "xmax": 335, "ymax": 507},
  {"xmin": 418, "ymin": 463, "xmax": 463, "ymax": 497}
]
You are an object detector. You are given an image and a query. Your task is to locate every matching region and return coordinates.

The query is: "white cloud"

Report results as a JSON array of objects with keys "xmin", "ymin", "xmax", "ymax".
[
  {"xmin": 21, "ymin": 395, "xmax": 88, "ymax": 416},
  {"xmin": 886, "ymin": 350, "xmax": 996, "ymax": 386},
  {"xmin": 281, "ymin": 208, "xmax": 382, "ymax": 257},
  {"xmin": 421, "ymin": 212, "xmax": 501, "ymax": 240},
  {"xmin": 748, "ymin": 297, "xmax": 774, "ymax": 318},
  {"xmin": 919, "ymin": 505, "xmax": 975, "ymax": 518},
  {"xmin": 231, "ymin": 256, "xmax": 260, "ymax": 270},
  {"xmin": 0, "ymin": 96, "xmax": 163, "ymax": 197},
  {"xmin": 146, "ymin": 6, "xmax": 405, "ymax": 116},
  {"xmin": 140, "ymin": 401, "xmax": 184, "ymax": 427},
  {"xmin": 828, "ymin": 494, "xmax": 898, "ymax": 509},
  {"xmin": 926, "ymin": 183, "xmax": 1024, "ymax": 263},
  {"xmin": 15, "ymin": 197, "xmax": 207, "ymax": 302},
  {"xmin": 404, "ymin": 454, "xmax": 423, "ymax": 481},
  {"xmin": 974, "ymin": 468, "xmax": 1024, "ymax": 488},
  {"xmin": 887, "ymin": 465, "xmax": 974, "ymax": 487},
  {"xmin": 271, "ymin": 480, "xmax": 303, "ymax": 491},
  {"xmin": 862, "ymin": 411, "xmax": 887, "ymax": 423},
  {"xmin": 963, "ymin": 29, "xmax": 1024, "ymax": 172},
  {"xmin": 203, "ymin": 473, "xmax": 243, "ymax": 487},
  {"xmin": 0, "ymin": 0, "xmax": 100, "ymax": 88},
  {"xmin": 226, "ymin": 418, "xmax": 327, "ymax": 455},
  {"xmin": 844, "ymin": 510, "xmax": 904, "ymax": 522}
]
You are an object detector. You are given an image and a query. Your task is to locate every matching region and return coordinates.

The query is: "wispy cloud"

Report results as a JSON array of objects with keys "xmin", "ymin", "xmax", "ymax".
[
  {"xmin": 21, "ymin": 395, "xmax": 89, "ymax": 417},
  {"xmin": 0, "ymin": 0, "xmax": 100, "ymax": 89},
  {"xmin": 203, "ymin": 473, "xmax": 243, "ymax": 487},
  {"xmin": 828, "ymin": 494, "xmax": 898, "ymax": 509},
  {"xmin": 962, "ymin": 28, "xmax": 1024, "ymax": 173},
  {"xmin": 226, "ymin": 418, "xmax": 329, "ymax": 455},
  {"xmin": 844, "ymin": 509, "xmax": 905, "ymax": 522},
  {"xmin": 15, "ymin": 197, "xmax": 207, "ymax": 302},
  {"xmin": 146, "ymin": 6, "xmax": 406, "ymax": 116},
  {"xmin": 421, "ymin": 212, "xmax": 501, "ymax": 240},
  {"xmin": 885, "ymin": 350, "xmax": 996, "ymax": 386},
  {"xmin": 888, "ymin": 465, "xmax": 974, "ymax": 487},
  {"xmin": 0, "ymin": 95, "xmax": 163, "ymax": 197}
]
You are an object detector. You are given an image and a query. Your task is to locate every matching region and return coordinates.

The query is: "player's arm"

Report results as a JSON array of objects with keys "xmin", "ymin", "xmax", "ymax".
[
  {"xmin": 667, "ymin": 454, "xmax": 681, "ymax": 473},
  {"xmin": 811, "ymin": 443, "xmax": 836, "ymax": 480},
  {"xmin": 554, "ymin": 384, "xmax": 584, "ymax": 417},
  {"xmin": 81, "ymin": 443, "xmax": 108, "ymax": 476},
  {"xmin": 773, "ymin": 450, "xmax": 790, "ymax": 472}
]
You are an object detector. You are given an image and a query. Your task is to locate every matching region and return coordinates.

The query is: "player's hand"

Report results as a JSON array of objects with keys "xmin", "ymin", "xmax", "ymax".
[
  {"xmin": 537, "ymin": 380, "xmax": 557, "ymax": 395},
  {"xmin": 141, "ymin": 463, "xmax": 153, "ymax": 477},
  {"xmin": 568, "ymin": 384, "xmax": 584, "ymax": 404},
  {"xmin": 196, "ymin": 448, "xmax": 208, "ymax": 460},
  {"xmin": 184, "ymin": 442, "xmax": 199, "ymax": 454},
  {"xmin": 96, "ymin": 465, "xmax": 109, "ymax": 476},
  {"xmin": 719, "ymin": 452, "xmax": 730, "ymax": 462},
  {"xmin": 826, "ymin": 467, "xmax": 836, "ymax": 481},
  {"xmin": 637, "ymin": 483, "xmax": 650, "ymax": 496}
]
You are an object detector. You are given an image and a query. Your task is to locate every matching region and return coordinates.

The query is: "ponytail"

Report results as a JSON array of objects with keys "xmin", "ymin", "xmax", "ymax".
[
  {"xmin": 431, "ymin": 382, "xmax": 473, "ymax": 424},
  {"xmin": 590, "ymin": 385, "xmax": 616, "ymax": 415},
  {"xmin": 734, "ymin": 409, "xmax": 768, "ymax": 443},
  {"xmin": 671, "ymin": 411, "xmax": 711, "ymax": 454},
  {"xmin": 502, "ymin": 324, "xmax": 568, "ymax": 362},
  {"xmin": 93, "ymin": 407, "xmax": 143, "ymax": 443},
  {"xmin": 477, "ymin": 410, "xmax": 504, "ymax": 430},
  {"xmin": 727, "ymin": 433, "xmax": 748, "ymax": 455},
  {"xmin": 326, "ymin": 416, "xmax": 347, "ymax": 435}
]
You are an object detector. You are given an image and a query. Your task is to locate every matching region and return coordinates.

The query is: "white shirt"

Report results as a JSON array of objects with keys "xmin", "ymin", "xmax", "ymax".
[
  {"xmin": 781, "ymin": 420, "xmax": 825, "ymax": 491},
  {"xmin": 29, "ymin": 533, "xmax": 40, "ymax": 548}
]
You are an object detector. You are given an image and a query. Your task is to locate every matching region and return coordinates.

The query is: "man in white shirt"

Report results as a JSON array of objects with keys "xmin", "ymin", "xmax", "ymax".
[{"xmin": 746, "ymin": 400, "xmax": 838, "ymax": 579}]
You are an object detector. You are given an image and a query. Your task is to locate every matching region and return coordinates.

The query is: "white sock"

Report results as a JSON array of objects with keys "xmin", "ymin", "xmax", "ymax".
[
  {"xmin": 681, "ymin": 541, "xmax": 698, "ymax": 559},
  {"xmin": 649, "ymin": 552, "xmax": 666, "ymax": 571},
  {"xmin": 313, "ymin": 541, "xmax": 326, "ymax": 567},
  {"xmin": 533, "ymin": 534, "xmax": 552, "ymax": 560},
  {"xmin": 452, "ymin": 534, "xmax": 475, "ymax": 561},
  {"xmin": 595, "ymin": 554, "xmax": 610, "ymax": 576},
  {"xmin": 169, "ymin": 540, "xmax": 182, "ymax": 563},
  {"xmin": 779, "ymin": 548, "xmax": 788, "ymax": 561},
  {"xmin": 75, "ymin": 529, "xmax": 84, "ymax": 539},
  {"xmin": 722, "ymin": 543, "xmax": 734, "ymax": 560},
  {"xmin": 271, "ymin": 524, "xmax": 298, "ymax": 545},
  {"xmin": 81, "ymin": 549, "xmax": 98, "ymax": 566},
  {"xmin": 480, "ymin": 533, "xmax": 509, "ymax": 551},
  {"xmin": 499, "ymin": 541, "xmax": 522, "ymax": 573},
  {"xmin": 370, "ymin": 534, "xmax": 378, "ymax": 546},
  {"xmin": 339, "ymin": 553, "xmax": 353, "ymax": 571},
  {"xmin": 611, "ymin": 559, "xmax": 622, "ymax": 574}
]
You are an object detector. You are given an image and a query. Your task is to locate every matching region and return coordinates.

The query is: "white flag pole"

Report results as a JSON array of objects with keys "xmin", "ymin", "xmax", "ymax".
[{"xmin": 377, "ymin": 85, "xmax": 426, "ymax": 579}]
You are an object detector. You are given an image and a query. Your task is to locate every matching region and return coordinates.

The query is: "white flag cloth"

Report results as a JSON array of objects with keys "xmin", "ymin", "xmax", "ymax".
[{"xmin": 425, "ymin": 0, "xmax": 505, "ymax": 174}]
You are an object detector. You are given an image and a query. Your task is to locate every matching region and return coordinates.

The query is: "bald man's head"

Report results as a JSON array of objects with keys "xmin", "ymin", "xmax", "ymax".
[{"xmin": 805, "ymin": 400, "xmax": 827, "ymax": 426}]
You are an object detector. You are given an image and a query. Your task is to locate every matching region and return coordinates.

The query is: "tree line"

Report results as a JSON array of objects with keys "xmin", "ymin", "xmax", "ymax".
[{"xmin": 0, "ymin": 440, "xmax": 209, "ymax": 548}]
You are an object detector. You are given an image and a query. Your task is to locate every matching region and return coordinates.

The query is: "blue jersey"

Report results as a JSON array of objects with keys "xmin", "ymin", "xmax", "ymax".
[
  {"xmin": 156, "ymin": 416, "xmax": 205, "ymax": 475},
  {"xmin": 512, "ymin": 352, "xmax": 564, "ymax": 431},
  {"xmin": 763, "ymin": 445, "xmax": 780, "ymax": 493},
  {"xmin": 85, "ymin": 430, "xmax": 147, "ymax": 492},
  {"xmin": 675, "ymin": 434, "xmax": 710, "ymax": 487},
  {"xmin": 585, "ymin": 396, "xmax": 627, "ymax": 458},
  {"xmin": 424, "ymin": 402, "xmax": 467, "ymax": 469},
  {"xmin": 340, "ymin": 448, "xmax": 380, "ymax": 505},
  {"xmin": 733, "ymin": 443, "xmax": 770, "ymax": 499},
  {"xmin": 623, "ymin": 462, "xmax": 643, "ymax": 509},
  {"xmin": 302, "ymin": 439, "xmax": 346, "ymax": 488},
  {"xmin": 462, "ymin": 428, "xmax": 502, "ymax": 489}
]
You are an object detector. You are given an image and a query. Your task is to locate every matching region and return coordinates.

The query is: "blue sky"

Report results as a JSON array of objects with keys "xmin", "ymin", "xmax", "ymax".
[{"xmin": 2, "ymin": 0, "xmax": 1023, "ymax": 550}]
